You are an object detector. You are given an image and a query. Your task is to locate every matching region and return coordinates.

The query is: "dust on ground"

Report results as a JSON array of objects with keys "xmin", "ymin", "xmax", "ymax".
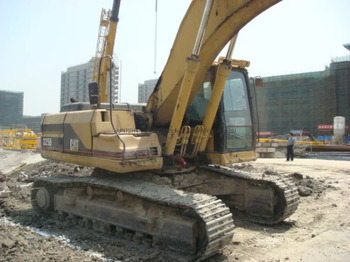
[{"xmin": 0, "ymin": 149, "xmax": 349, "ymax": 262}]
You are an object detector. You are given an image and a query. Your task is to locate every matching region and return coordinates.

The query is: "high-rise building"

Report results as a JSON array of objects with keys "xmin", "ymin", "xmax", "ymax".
[
  {"xmin": 60, "ymin": 57, "xmax": 120, "ymax": 109},
  {"xmin": 0, "ymin": 90, "xmax": 23, "ymax": 129},
  {"xmin": 138, "ymin": 79, "xmax": 157, "ymax": 103}
]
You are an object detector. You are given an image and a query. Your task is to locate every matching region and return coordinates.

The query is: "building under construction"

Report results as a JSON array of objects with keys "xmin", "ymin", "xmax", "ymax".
[{"xmin": 255, "ymin": 55, "xmax": 350, "ymax": 137}]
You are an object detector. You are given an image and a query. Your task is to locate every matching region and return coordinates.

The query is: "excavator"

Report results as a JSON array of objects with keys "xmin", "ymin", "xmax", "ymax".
[{"xmin": 32, "ymin": 0, "xmax": 299, "ymax": 259}]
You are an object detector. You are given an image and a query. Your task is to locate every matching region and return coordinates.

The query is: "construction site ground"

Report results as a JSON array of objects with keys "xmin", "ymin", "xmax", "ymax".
[{"xmin": 0, "ymin": 149, "xmax": 349, "ymax": 262}]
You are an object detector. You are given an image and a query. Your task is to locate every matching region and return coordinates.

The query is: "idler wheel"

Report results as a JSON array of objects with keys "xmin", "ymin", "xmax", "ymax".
[{"xmin": 36, "ymin": 188, "xmax": 51, "ymax": 210}]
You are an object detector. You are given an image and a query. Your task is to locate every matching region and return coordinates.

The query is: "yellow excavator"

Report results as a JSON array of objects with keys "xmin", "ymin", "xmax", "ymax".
[{"xmin": 32, "ymin": 0, "xmax": 299, "ymax": 259}]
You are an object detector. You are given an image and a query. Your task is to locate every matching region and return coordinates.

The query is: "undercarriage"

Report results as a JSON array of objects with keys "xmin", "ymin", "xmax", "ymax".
[{"xmin": 31, "ymin": 166, "xmax": 299, "ymax": 259}]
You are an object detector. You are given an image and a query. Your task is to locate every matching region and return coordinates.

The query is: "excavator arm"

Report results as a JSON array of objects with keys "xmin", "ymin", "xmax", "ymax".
[{"xmin": 146, "ymin": 0, "xmax": 281, "ymax": 127}]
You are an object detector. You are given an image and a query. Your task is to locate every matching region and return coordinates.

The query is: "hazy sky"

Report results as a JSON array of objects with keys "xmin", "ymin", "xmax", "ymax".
[{"xmin": 0, "ymin": 0, "xmax": 349, "ymax": 116}]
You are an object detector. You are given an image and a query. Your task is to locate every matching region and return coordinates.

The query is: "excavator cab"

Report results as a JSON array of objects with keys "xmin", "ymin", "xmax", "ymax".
[{"xmin": 186, "ymin": 65, "xmax": 256, "ymax": 165}]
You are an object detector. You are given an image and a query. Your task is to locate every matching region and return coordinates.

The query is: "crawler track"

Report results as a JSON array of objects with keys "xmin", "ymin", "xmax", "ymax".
[
  {"xmin": 200, "ymin": 165, "xmax": 300, "ymax": 224},
  {"xmin": 31, "ymin": 174, "xmax": 235, "ymax": 260}
]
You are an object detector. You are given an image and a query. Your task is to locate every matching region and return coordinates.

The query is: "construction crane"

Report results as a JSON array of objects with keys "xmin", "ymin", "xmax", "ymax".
[{"xmin": 91, "ymin": 0, "xmax": 120, "ymax": 104}]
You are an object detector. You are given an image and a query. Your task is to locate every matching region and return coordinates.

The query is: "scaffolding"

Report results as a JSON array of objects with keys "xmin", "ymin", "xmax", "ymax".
[{"xmin": 255, "ymin": 60, "xmax": 350, "ymax": 136}]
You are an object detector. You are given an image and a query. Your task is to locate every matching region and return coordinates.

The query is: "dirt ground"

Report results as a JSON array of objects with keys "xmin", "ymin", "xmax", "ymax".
[{"xmin": 0, "ymin": 148, "xmax": 349, "ymax": 262}]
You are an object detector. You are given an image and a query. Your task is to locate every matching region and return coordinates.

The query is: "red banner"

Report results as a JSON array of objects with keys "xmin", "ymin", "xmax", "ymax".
[
  {"xmin": 317, "ymin": 125, "xmax": 333, "ymax": 130},
  {"xmin": 317, "ymin": 125, "xmax": 350, "ymax": 130},
  {"xmin": 257, "ymin": 131, "xmax": 277, "ymax": 136}
]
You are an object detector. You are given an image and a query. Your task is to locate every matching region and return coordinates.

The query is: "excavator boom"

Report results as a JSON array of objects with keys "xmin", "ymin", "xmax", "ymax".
[{"xmin": 146, "ymin": 0, "xmax": 281, "ymax": 126}]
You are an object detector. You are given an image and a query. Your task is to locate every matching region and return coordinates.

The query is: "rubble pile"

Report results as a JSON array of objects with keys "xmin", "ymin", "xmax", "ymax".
[{"xmin": 288, "ymin": 172, "xmax": 326, "ymax": 197}]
